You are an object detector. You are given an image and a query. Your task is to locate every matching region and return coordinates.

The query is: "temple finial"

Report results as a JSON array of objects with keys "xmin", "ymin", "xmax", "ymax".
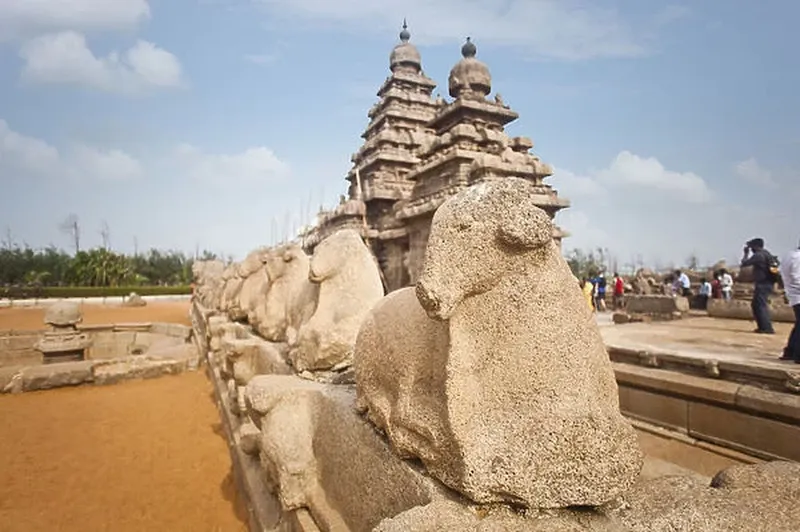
[
  {"xmin": 399, "ymin": 18, "xmax": 410, "ymax": 42},
  {"xmin": 461, "ymin": 36, "xmax": 477, "ymax": 58}
]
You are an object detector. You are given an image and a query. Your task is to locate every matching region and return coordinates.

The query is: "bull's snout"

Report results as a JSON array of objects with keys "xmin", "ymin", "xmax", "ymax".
[{"xmin": 415, "ymin": 282, "xmax": 452, "ymax": 320}]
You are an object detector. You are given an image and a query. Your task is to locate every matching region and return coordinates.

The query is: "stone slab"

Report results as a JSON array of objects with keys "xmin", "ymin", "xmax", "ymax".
[{"xmin": 21, "ymin": 360, "xmax": 94, "ymax": 391}]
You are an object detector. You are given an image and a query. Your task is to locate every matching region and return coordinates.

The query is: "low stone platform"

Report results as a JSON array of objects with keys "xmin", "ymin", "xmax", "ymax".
[
  {"xmin": 598, "ymin": 315, "xmax": 800, "ymax": 462},
  {"xmin": 0, "ymin": 321, "xmax": 200, "ymax": 394}
]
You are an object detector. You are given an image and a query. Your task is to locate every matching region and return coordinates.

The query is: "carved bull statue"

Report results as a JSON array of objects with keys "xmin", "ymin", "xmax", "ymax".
[{"xmin": 355, "ymin": 177, "xmax": 642, "ymax": 509}]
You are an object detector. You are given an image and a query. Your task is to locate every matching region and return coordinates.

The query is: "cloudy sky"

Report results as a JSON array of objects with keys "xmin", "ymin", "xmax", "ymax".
[{"xmin": 0, "ymin": 1, "xmax": 798, "ymax": 267}]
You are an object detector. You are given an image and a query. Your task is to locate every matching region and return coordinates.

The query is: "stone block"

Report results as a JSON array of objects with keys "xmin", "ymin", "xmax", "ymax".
[
  {"xmin": 707, "ymin": 298, "xmax": 795, "ymax": 323},
  {"xmin": 688, "ymin": 401, "xmax": 800, "ymax": 461},
  {"xmin": 626, "ymin": 295, "xmax": 689, "ymax": 315},
  {"xmin": 21, "ymin": 360, "xmax": 94, "ymax": 391},
  {"xmin": 245, "ymin": 375, "xmax": 435, "ymax": 531},
  {"xmin": 150, "ymin": 322, "xmax": 192, "ymax": 340}
]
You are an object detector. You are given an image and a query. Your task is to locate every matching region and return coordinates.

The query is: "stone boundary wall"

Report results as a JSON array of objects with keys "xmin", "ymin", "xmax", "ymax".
[{"xmin": 0, "ymin": 294, "xmax": 191, "ymax": 308}]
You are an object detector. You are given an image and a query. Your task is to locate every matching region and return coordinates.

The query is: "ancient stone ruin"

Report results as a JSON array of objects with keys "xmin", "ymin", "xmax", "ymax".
[
  {"xmin": 1, "ymin": 301, "xmax": 200, "ymax": 394},
  {"xmin": 192, "ymin": 176, "xmax": 800, "ymax": 531},
  {"xmin": 301, "ymin": 26, "xmax": 569, "ymax": 292}
]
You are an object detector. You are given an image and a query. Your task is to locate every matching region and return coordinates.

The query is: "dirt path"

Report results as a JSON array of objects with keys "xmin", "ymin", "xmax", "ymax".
[
  {"xmin": 0, "ymin": 371, "xmax": 247, "ymax": 532},
  {"xmin": 0, "ymin": 301, "xmax": 191, "ymax": 331}
]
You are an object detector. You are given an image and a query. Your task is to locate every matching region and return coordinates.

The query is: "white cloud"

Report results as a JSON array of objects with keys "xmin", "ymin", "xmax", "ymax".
[
  {"xmin": 550, "ymin": 167, "xmax": 606, "ymax": 197},
  {"xmin": 552, "ymin": 150, "xmax": 799, "ymax": 269},
  {"xmin": 253, "ymin": 0, "xmax": 684, "ymax": 60},
  {"xmin": 19, "ymin": 31, "xmax": 183, "ymax": 94},
  {"xmin": 0, "ymin": 0, "xmax": 151, "ymax": 41},
  {"xmin": 0, "ymin": 119, "xmax": 143, "ymax": 181},
  {"xmin": 172, "ymin": 144, "xmax": 290, "ymax": 184},
  {"xmin": 734, "ymin": 157, "xmax": 775, "ymax": 186},
  {"xmin": 0, "ymin": 118, "xmax": 289, "ymax": 186},
  {"xmin": 68, "ymin": 144, "xmax": 144, "ymax": 181},
  {"xmin": 0, "ymin": 119, "xmax": 61, "ymax": 177},
  {"xmin": 596, "ymin": 151, "xmax": 712, "ymax": 202}
]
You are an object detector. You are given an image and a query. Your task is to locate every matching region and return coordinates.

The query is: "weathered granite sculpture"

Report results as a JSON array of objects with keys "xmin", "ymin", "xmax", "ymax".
[
  {"xmin": 122, "ymin": 291, "xmax": 146, "ymax": 307},
  {"xmin": 234, "ymin": 250, "xmax": 271, "ymax": 323},
  {"xmin": 35, "ymin": 301, "xmax": 91, "ymax": 363},
  {"xmin": 226, "ymin": 247, "xmax": 270, "ymax": 321},
  {"xmin": 191, "ymin": 259, "xmax": 226, "ymax": 310},
  {"xmin": 252, "ymin": 243, "xmax": 318, "ymax": 343},
  {"xmin": 355, "ymin": 178, "xmax": 642, "ymax": 508},
  {"xmin": 219, "ymin": 264, "xmax": 241, "ymax": 312},
  {"xmin": 290, "ymin": 229, "xmax": 384, "ymax": 372}
]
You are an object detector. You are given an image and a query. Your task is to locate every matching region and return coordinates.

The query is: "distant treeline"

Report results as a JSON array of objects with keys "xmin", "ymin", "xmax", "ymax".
[{"xmin": 0, "ymin": 244, "xmax": 219, "ymax": 289}]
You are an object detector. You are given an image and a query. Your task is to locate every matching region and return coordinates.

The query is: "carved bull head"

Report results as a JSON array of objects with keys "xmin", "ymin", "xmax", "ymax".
[
  {"xmin": 308, "ymin": 229, "xmax": 364, "ymax": 283},
  {"xmin": 416, "ymin": 178, "xmax": 554, "ymax": 320}
]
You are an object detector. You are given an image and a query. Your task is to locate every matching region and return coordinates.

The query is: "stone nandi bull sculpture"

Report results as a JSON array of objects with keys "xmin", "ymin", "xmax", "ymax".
[
  {"xmin": 355, "ymin": 177, "xmax": 642, "ymax": 508},
  {"xmin": 251, "ymin": 243, "xmax": 318, "ymax": 343},
  {"xmin": 191, "ymin": 259, "xmax": 226, "ymax": 309},
  {"xmin": 228, "ymin": 247, "xmax": 271, "ymax": 321},
  {"xmin": 290, "ymin": 229, "xmax": 384, "ymax": 372}
]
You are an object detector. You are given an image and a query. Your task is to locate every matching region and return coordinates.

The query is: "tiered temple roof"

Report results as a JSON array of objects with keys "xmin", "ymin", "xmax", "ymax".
[{"xmin": 303, "ymin": 24, "xmax": 570, "ymax": 290}]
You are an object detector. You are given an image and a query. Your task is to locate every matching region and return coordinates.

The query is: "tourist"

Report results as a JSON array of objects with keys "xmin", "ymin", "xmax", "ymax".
[
  {"xmin": 594, "ymin": 272, "xmax": 607, "ymax": 312},
  {"xmin": 581, "ymin": 278, "xmax": 595, "ymax": 311},
  {"xmin": 612, "ymin": 272, "xmax": 625, "ymax": 310},
  {"xmin": 779, "ymin": 243, "xmax": 800, "ymax": 362},
  {"xmin": 720, "ymin": 268, "xmax": 734, "ymax": 300},
  {"xmin": 711, "ymin": 272, "xmax": 723, "ymax": 299},
  {"xmin": 675, "ymin": 269, "xmax": 692, "ymax": 298},
  {"xmin": 740, "ymin": 238, "xmax": 777, "ymax": 334},
  {"xmin": 698, "ymin": 278, "xmax": 712, "ymax": 310}
]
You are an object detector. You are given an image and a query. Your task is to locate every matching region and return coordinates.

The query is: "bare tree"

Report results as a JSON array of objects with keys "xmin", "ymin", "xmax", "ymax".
[
  {"xmin": 99, "ymin": 220, "xmax": 111, "ymax": 250},
  {"xmin": 59, "ymin": 214, "xmax": 81, "ymax": 254},
  {"xmin": 686, "ymin": 253, "xmax": 699, "ymax": 272},
  {"xmin": 133, "ymin": 236, "xmax": 139, "ymax": 257},
  {"xmin": 2, "ymin": 227, "xmax": 14, "ymax": 250}
]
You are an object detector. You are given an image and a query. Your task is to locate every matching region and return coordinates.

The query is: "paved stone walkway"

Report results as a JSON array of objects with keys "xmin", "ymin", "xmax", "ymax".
[{"xmin": 597, "ymin": 313, "xmax": 794, "ymax": 371}]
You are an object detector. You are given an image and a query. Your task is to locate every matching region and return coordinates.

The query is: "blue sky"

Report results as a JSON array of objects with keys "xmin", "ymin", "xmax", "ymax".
[{"xmin": 0, "ymin": 0, "xmax": 798, "ymax": 269}]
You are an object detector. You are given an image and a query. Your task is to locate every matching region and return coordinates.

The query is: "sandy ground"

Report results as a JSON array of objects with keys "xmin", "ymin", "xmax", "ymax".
[
  {"xmin": 0, "ymin": 301, "xmax": 191, "ymax": 331},
  {"xmin": 0, "ymin": 371, "xmax": 247, "ymax": 532}
]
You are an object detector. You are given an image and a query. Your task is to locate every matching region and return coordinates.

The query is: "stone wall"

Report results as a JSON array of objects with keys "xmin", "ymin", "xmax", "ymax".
[
  {"xmin": 707, "ymin": 299, "xmax": 795, "ymax": 323},
  {"xmin": 405, "ymin": 214, "xmax": 433, "ymax": 284}
]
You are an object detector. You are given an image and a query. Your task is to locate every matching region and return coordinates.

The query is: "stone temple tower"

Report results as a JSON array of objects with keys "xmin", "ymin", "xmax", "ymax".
[
  {"xmin": 302, "ymin": 32, "xmax": 570, "ymax": 291},
  {"xmin": 396, "ymin": 38, "xmax": 570, "ymax": 283}
]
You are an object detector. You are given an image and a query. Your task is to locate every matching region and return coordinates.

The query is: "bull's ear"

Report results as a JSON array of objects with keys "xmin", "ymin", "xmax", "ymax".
[{"xmin": 496, "ymin": 203, "xmax": 553, "ymax": 250}]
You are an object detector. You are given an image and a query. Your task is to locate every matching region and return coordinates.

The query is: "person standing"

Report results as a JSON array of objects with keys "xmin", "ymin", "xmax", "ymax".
[
  {"xmin": 779, "ymin": 244, "xmax": 800, "ymax": 362},
  {"xmin": 613, "ymin": 272, "xmax": 625, "ymax": 310},
  {"xmin": 741, "ymin": 238, "xmax": 777, "ymax": 334},
  {"xmin": 720, "ymin": 269, "xmax": 734, "ymax": 300},
  {"xmin": 675, "ymin": 270, "xmax": 692, "ymax": 297},
  {"xmin": 594, "ymin": 272, "xmax": 607, "ymax": 312},
  {"xmin": 698, "ymin": 278, "xmax": 712, "ymax": 309},
  {"xmin": 581, "ymin": 278, "xmax": 595, "ymax": 311}
]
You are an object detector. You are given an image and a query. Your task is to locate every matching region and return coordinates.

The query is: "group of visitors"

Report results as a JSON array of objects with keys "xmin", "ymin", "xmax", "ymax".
[
  {"xmin": 677, "ymin": 268, "xmax": 734, "ymax": 310},
  {"xmin": 580, "ymin": 272, "xmax": 625, "ymax": 312}
]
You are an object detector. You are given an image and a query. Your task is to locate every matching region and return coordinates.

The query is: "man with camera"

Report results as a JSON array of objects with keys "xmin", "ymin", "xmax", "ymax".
[{"xmin": 741, "ymin": 238, "xmax": 777, "ymax": 334}]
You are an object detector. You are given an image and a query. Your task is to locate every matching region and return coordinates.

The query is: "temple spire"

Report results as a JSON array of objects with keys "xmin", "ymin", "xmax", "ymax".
[{"xmin": 399, "ymin": 18, "xmax": 411, "ymax": 42}]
